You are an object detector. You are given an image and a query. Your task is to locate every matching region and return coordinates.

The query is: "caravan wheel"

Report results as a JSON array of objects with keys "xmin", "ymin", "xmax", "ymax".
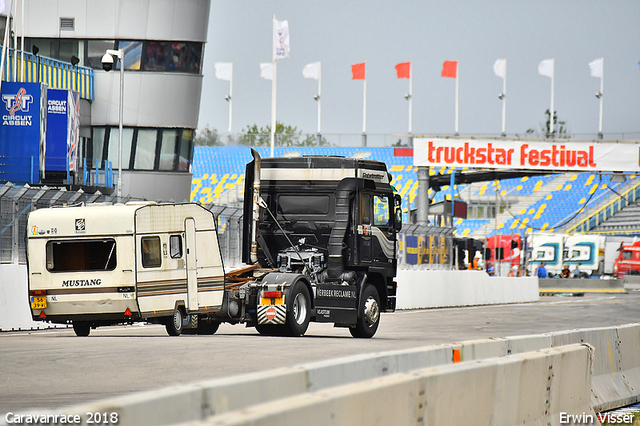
[
  {"xmin": 73, "ymin": 321, "xmax": 91, "ymax": 337},
  {"xmin": 166, "ymin": 309, "xmax": 183, "ymax": 336}
]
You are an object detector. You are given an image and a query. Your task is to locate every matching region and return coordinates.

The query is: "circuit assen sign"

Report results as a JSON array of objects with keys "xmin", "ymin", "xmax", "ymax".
[{"xmin": 414, "ymin": 138, "xmax": 639, "ymax": 172}]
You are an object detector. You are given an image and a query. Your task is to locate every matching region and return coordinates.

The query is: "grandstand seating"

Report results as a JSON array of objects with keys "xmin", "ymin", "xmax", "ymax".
[{"xmin": 191, "ymin": 146, "xmax": 636, "ymax": 237}]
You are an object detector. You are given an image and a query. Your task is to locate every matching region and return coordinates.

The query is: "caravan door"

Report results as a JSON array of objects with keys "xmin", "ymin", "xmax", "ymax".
[{"xmin": 185, "ymin": 218, "xmax": 199, "ymax": 311}]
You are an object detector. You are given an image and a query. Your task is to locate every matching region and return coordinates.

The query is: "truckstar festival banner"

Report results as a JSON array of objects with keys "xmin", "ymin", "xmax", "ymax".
[{"xmin": 414, "ymin": 138, "xmax": 640, "ymax": 172}]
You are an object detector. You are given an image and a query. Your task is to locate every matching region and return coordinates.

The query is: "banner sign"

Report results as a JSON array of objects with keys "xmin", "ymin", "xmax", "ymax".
[
  {"xmin": 46, "ymin": 89, "xmax": 80, "ymax": 173},
  {"xmin": 0, "ymin": 82, "xmax": 47, "ymax": 184},
  {"xmin": 414, "ymin": 138, "xmax": 640, "ymax": 172}
]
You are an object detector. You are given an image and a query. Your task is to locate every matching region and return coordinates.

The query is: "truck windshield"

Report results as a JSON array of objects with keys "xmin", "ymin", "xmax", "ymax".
[
  {"xmin": 278, "ymin": 195, "xmax": 330, "ymax": 215},
  {"xmin": 47, "ymin": 239, "xmax": 117, "ymax": 272}
]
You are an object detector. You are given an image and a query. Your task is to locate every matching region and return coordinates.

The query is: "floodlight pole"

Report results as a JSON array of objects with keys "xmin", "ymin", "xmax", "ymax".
[{"xmin": 106, "ymin": 49, "xmax": 124, "ymax": 202}]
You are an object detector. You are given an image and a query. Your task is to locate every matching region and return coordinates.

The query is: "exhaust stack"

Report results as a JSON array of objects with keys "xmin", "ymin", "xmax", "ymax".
[{"xmin": 249, "ymin": 149, "xmax": 261, "ymax": 264}]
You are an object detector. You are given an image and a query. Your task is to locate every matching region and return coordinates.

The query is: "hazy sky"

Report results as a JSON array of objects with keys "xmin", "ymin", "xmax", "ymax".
[{"xmin": 198, "ymin": 1, "xmax": 640, "ymax": 145}]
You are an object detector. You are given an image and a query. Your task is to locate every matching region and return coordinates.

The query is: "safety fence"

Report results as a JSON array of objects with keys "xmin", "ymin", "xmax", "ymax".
[
  {"xmin": 568, "ymin": 180, "xmax": 640, "ymax": 234},
  {"xmin": 2, "ymin": 49, "xmax": 95, "ymax": 100}
]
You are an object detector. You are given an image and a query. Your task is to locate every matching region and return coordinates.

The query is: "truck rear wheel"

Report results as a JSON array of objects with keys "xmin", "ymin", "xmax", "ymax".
[
  {"xmin": 73, "ymin": 321, "xmax": 91, "ymax": 337},
  {"xmin": 165, "ymin": 309, "xmax": 183, "ymax": 336},
  {"xmin": 349, "ymin": 284, "xmax": 380, "ymax": 338},
  {"xmin": 285, "ymin": 281, "xmax": 311, "ymax": 337},
  {"xmin": 197, "ymin": 319, "xmax": 220, "ymax": 335}
]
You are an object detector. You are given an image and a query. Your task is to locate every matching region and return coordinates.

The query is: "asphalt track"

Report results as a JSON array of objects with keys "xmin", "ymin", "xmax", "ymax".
[{"xmin": 1, "ymin": 292, "xmax": 639, "ymax": 415}]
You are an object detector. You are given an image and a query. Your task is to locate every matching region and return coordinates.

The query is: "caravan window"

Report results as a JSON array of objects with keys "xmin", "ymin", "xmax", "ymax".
[
  {"xmin": 141, "ymin": 237, "xmax": 162, "ymax": 268},
  {"xmin": 47, "ymin": 239, "xmax": 116, "ymax": 272},
  {"xmin": 169, "ymin": 235, "xmax": 182, "ymax": 259}
]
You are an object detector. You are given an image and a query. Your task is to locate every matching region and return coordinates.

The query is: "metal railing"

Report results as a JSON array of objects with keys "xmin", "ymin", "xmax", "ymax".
[{"xmin": 1, "ymin": 49, "xmax": 95, "ymax": 100}]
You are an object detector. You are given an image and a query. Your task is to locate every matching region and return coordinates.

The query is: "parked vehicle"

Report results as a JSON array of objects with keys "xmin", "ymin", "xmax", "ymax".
[{"xmin": 27, "ymin": 150, "xmax": 402, "ymax": 338}]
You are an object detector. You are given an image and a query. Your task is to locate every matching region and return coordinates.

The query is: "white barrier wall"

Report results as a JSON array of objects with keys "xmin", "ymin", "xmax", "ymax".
[
  {"xmin": 396, "ymin": 269, "xmax": 539, "ymax": 309},
  {"xmin": 0, "ymin": 265, "xmax": 57, "ymax": 331},
  {"xmin": 7, "ymin": 324, "xmax": 639, "ymax": 426}
]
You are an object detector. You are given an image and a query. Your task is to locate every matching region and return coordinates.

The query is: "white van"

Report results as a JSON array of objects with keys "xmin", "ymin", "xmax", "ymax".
[{"xmin": 27, "ymin": 202, "xmax": 225, "ymax": 336}]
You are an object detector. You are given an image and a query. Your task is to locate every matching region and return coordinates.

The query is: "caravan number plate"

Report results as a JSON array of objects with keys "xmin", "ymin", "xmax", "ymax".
[{"xmin": 30, "ymin": 296, "xmax": 47, "ymax": 309}]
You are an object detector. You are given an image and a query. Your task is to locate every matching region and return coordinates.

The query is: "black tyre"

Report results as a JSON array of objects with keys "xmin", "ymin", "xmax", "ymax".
[
  {"xmin": 197, "ymin": 319, "xmax": 220, "ymax": 335},
  {"xmin": 349, "ymin": 284, "xmax": 380, "ymax": 338},
  {"xmin": 285, "ymin": 281, "xmax": 311, "ymax": 337},
  {"xmin": 73, "ymin": 321, "xmax": 91, "ymax": 337},
  {"xmin": 165, "ymin": 309, "xmax": 183, "ymax": 336},
  {"xmin": 255, "ymin": 324, "xmax": 285, "ymax": 336}
]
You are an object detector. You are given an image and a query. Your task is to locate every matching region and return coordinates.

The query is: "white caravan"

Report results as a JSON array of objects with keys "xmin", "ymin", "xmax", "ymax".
[{"xmin": 27, "ymin": 202, "xmax": 225, "ymax": 336}]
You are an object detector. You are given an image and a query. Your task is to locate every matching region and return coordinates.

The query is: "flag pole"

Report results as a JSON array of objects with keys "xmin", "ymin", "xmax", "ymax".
[
  {"xmin": 598, "ymin": 57, "xmax": 604, "ymax": 139},
  {"xmin": 11, "ymin": 0, "xmax": 16, "ymax": 81},
  {"xmin": 317, "ymin": 60, "xmax": 322, "ymax": 140},
  {"xmin": 454, "ymin": 60, "xmax": 459, "ymax": 136},
  {"xmin": 270, "ymin": 16, "xmax": 277, "ymax": 157},
  {"xmin": 20, "ymin": 0, "xmax": 23, "ymax": 81},
  {"xmin": 0, "ymin": 13, "xmax": 10, "ymax": 93},
  {"xmin": 408, "ymin": 61, "xmax": 413, "ymax": 135},
  {"xmin": 228, "ymin": 62, "xmax": 233, "ymax": 134},
  {"xmin": 501, "ymin": 58, "xmax": 507, "ymax": 137},
  {"xmin": 362, "ymin": 61, "xmax": 367, "ymax": 147},
  {"xmin": 550, "ymin": 58, "xmax": 555, "ymax": 136}
]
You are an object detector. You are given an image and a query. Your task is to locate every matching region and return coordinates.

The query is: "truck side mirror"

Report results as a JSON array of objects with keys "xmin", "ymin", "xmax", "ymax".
[{"xmin": 394, "ymin": 194, "xmax": 402, "ymax": 232}]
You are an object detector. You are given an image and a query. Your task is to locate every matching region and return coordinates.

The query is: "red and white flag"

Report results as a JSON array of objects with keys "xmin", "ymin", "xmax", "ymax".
[
  {"xmin": 395, "ymin": 62, "xmax": 410, "ymax": 79},
  {"xmin": 273, "ymin": 19, "xmax": 290, "ymax": 60},
  {"xmin": 352, "ymin": 62, "xmax": 365, "ymax": 80},
  {"xmin": 441, "ymin": 60, "xmax": 457, "ymax": 78}
]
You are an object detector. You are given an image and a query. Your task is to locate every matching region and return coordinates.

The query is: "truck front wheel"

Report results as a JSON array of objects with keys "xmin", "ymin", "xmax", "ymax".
[
  {"xmin": 349, "ymin": 285, "xmax": 380, "ymax": 338},
  {"xmin": 285, "ymin": 281, "xmax": 311, "ymax": 337}
]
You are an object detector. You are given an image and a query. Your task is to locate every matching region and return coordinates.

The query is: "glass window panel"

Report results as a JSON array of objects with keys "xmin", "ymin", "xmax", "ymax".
[
  {"xmin": 117, "ymin": 41, "xmax": 142, "ymax": 70},
  {"xmin": 178, "ymin": 130, "xmax": 193, "ymax": 171},
  {"xmin": 141, "ymin": 237, "xmax": 161, "ymax": 268},
  {"xmin": 144, "ymin": 41, "xmax": 169, "ymax": 71},
  {"xmin": 159, "ymin": 130, "xmax": 178, "ymax": 171},
  {"xmin": 373, "ymin": 195, "xmax": 390, "ymax": 226},
  {"xmin": 170, "ymin": 235, "xmax": 182, "ymax": 259},
  {"xmin": 92, "ymin": 127, "xmax": 105, "ymax": 169},
  {"xmin": 134, "ymin": 129, "xmax": 157, "ymax": 170},
  {"xmin": 106, "ymin": 127, "xmax": 133, "ymax": 170},
  {"xmin": 27, "ymin": 38, "xmax": 56, "ymax": 58},
  {"xmin": 87, "ymin": 40, "xmax": 115, "ymax": 69},
  {"xmin": 47, "ymin": 239, "xmax": 116, "ymax": 272},
  {"xmin": 59, "ymin": 39, "xmax": 79, "ymax": 63}
]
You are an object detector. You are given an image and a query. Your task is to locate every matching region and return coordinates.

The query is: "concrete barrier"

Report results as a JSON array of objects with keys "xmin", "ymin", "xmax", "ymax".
[
  {"xmin": 175, "ymin": 345, "xmax": 594, "ymax": 426},
  {"xmin": 539, "ymin": 277, "xmax": 626, "ymax": 294},
  {"xmin": 0, "ymin": 265, "xmax": 66, "ymax": 331},
  {"xmin": 396, "ymin": 269, "xmax": 539, "ymax": 309}
]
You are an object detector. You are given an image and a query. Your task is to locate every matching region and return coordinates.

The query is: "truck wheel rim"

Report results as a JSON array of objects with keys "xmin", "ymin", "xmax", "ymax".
[
  {"xmin": 363, "ymin": 296, "xmax": 379, "ymax": 326},
  {"xmin": 292, "ymin": 293, "xmax": 307, "ymax": 325}
]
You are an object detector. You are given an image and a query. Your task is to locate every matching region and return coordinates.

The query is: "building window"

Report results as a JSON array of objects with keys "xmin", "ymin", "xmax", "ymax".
[
  {"xmin": 178, "ymin": 130, "xmax": 193, "ymax": 171},
  {"xmin": 159, "ymin": 130, "xmax": 178, "ymax": 171},
  {"xmin": 106, "ymin": 127, "xmax": 134, "ymax": 170},
  {"xmin": 87, "ymin": 40, "xmax": 115, "ymax": 69},
  {"xmin": 117, "ymin": 41, "xmax": 142, "ymax": 70},
  {"xmin": 135, "ymin": 129, "xmax": 158, "ymax": 170}
]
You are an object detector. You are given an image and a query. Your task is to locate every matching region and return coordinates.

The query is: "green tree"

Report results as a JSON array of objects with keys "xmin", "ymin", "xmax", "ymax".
[
  {"xmin": 526, "ymin": 109, "xmax": 569, "ymax": 139},
  {"xmin": 194, "ymin": 125, "xmax": 223, "ymax": 146},
  {"xmin": 237, "ymin": 122, "xmax": 331, "ymax": 147}
]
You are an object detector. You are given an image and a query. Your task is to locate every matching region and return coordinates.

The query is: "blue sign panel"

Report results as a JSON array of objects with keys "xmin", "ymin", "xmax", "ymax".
[
  {"xmin": 405, "ymin": 235, "xmax": 418, "ymax": 265},
  {"xmin": 46, "ymin": 89, "xmax": 68, "ymax": 172},
  {"xmin": 0, "ymin": 82, "xmax": 46, "ymax": 184}
]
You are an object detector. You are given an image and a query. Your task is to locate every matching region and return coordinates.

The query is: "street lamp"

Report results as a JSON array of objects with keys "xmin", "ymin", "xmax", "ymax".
[{"xmin": 101, "ymin": 49, "xmax": 124, "ymax": 202}]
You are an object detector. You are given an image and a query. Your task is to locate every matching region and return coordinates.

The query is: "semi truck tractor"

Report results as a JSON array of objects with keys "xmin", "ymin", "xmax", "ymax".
[{"xmin": 27, "ymin": 150, "xmax": 402, "ymax": 338}]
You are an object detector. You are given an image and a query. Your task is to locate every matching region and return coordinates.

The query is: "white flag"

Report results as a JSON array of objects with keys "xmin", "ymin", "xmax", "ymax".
[
  {"xmin": 0, "ymin": 0, "xmax": 12, "ymax": 16},
  {"xmin": 259, "ymin": 62, "xmax": 273, "ymax": 80},
  {"xmin": 214, "ymin": 62, "xmax": 233, "ymax": 81},
  {"xmin": 493, "ymin": 58, "xmax": 506, "ymax": 79},
  {"xmin": 538, "ymin": 58, "xmax": 554, "ymax": 78},
  {"xmin": 589, "ymin": 57, "xmax": 603, "ymax": 78},
  {"xmin": 302, "ymin": 61, "xmax": 321, "ymax": 80},
  {"xmin": 273, "ymin": 19, "xmax": 290, "ymax": 60}
]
